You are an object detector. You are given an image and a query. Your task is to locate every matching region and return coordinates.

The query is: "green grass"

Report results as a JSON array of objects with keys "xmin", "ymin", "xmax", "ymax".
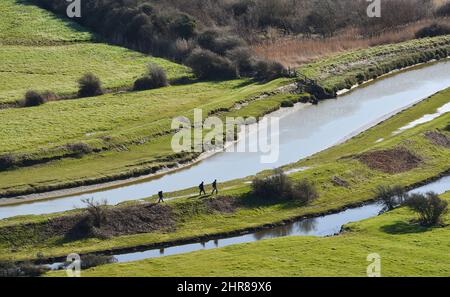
[
  {"xmin": 0, "ymin": 0, "xmax": 191, "ymax": 104},
  {"xmin": 63, "ymin": 191, "xmax": 450, "ymax": 277},
  {"xmin": 1, "ymin": 88, "xmax": 448, "ymax": 262},
  {"xmin": 0, "ymin": 44, "xmax": 191, "ymax": 104},
  {"xmin": 0, "ymin": 0, "xmax": 92, "ymax": 45},
  {"xmin": 0, "ymin": 78, "xmax": 292, "ymax": 196},
  {"xmin": 298, "ymin": 35, "xmax": 450, "ymax": 96}
]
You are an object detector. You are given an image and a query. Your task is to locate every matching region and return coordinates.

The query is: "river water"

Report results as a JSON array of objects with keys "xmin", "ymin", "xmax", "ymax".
[
  {"xmin": 47, "ymin": 175, "xmax": 449, "ymax": 269},
  {"xmin": 1, "ymin": 61, "xmax": 450, "ymax": 220}
]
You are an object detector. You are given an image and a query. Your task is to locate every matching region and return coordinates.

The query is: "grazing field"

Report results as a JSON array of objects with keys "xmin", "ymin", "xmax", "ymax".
[
  {"xmin": 1, "ymin": 88, "xmax": 448, "ymax": 262},
  {"xmin": 0, "ymin": 0, "xmax": 191, "ymax": 105},
  {"xmin": 0, "ymin": 35, "xmax": 448, "ymax": 197},
  {"xmin": 0, "ymin": 0, "xmax": 92, "ymax": 45},
  {"xmin": 67, "ymin": 191, "xmax": 450, "ymax": 277}
]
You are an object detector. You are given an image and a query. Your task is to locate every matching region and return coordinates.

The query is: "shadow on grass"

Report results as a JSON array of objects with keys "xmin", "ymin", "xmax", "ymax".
[{"xmin": 380, "ymin": 220, "xmax": 430, "ymax": 235}]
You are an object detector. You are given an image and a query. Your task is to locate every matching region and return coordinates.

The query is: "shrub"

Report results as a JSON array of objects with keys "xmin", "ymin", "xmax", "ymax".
[
  {"xmin": 254, "ymin": 59, "xmax": 287, "ymax": 81},
  {"xmin": 374, "ymin": 185, "xmax": 407, "ymax": 212},
  {"xmin": 0, "ymin": 260, "xmax": 48, "ymax": 277},
  {"xmin": 23, "ymin": 90, "xmax": 47, "ymax": 107},
  {"xmin": 251, "ymin": 169, "xmax": 292, "ymax": 199},
  {"xmin": 0, "ymin": 154, "xmax": 17, "ymax": 170},
  {"xmin": 291, "ymin": 179, "xmax": 319, "ymax": 204},
  {"xmin": 66, "ymin": 142, "xmax": 93, "ymax": 157},
  {"xmin": 436, "ymin": 2, "xmax": 450, "ymax": 17},
  {"xmin": 226, "ymin": 46, "xmax": 254, "ymax": 74},
  {"xmin": 80, "ymin": 254, "xmax": 117, "ymax": 269},
  {"xmin": 82, "ymin": 198, "xmax": 109, "ymax": 228},
  {"xmin": 186, "ymin": 49, "xmax": 237, "ymax": 80},
  {"xmin": 281, "ymin": 100, "xmax": 294, "ymax": 108},
  {"xmin": 169, "ymin": 13, "xmax": 196, "ymax": 39},
  {"xmin": 77, "ymin": 73, "xmax": 103, "ymax": 98},
  {"xmin": 404, "ymin": 192, "xmax": 448, "ymax": 226},
  {"xmin": 446, "ymin": 123, "xmax": 450, "ymax": 132},
  {"xmin": 134, "ymin": 63, "xmax": 169, "ymax": 91},
  {"xmin": 415, "ymin": 23, "xmax": 450, "ymax": 38}
]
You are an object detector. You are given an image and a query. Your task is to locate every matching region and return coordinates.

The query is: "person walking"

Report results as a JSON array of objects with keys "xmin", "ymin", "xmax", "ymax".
[
  {"xmin": 211, "ymin": 179, "xmax": 218, "ymax": 195},
  {"xmin": 199, "ymin": 182, "xmax": 206, "ymax": 196},
  {"xmin": 157, "ymin": 191, "xmax": 164, "ymax": 203}
]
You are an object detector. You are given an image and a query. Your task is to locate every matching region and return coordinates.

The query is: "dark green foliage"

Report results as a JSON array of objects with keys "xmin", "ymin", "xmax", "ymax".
[
  {"xmin": 252, "ymin": 170, "xmax": 318, "ymax": 204},
  {"xmin": 77, "ymin": 73, "xmax": 103, "ymax": 98},
  {"xmin": 404, "ymin": 192, "xmax": 448, "ymax": 226},
  {"xmin": 254, "ymin": 59, "xmax": 287, "ymax": 81},
  {"xmin": 80, "ymin": 254, "xmax": 117, "ymax": 269},
  {"xmin": 134, "ymin": 63, "xmax": 169, "ymax": 90},
  {"xmin": 374, "ymin": 185, "xmax": 407, "ymax": 212},
  {"xmin": 281, "ymin": 100, "xmax": 294, "ymax": 108},
  {"xmin": 0, "ymin": 260, "xmax": 48, "ymax": 277},
  {"xmin": 416, "ymin": 23, "xmax": 450, "ymax": 38},
  {"xmin": 23, "ymin": 90, "xmax": 47, "ymax": 107},
  {"xmin": 186, "ymin": 49, "xmax": 237, "ymax": 80}
]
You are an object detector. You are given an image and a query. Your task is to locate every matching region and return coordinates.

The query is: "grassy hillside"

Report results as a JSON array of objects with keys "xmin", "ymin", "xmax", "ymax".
[
  {"xmin": 0, "ymin": 34, "xmax": 448, "ymax": 197},
  {"xmin": 68, "ymin": 191, "xmax": 450, "ymax": 277},
  {"xmin": 0, "ymin": 0, "xmax": 92, "ymax": 45},
  {"xmin": 0, "ymin": 0, "xmax": 190, "ymax": 105},
  {"xmin": 1, "ymin": 88, "xmax": 448, "ymax": 262}
]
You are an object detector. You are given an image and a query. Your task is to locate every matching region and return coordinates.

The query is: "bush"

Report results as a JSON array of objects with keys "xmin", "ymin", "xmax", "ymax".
[
  {"xmin": 77, "ymin": 73, "xmax": 103, "ymax": 98},
  {"xmin": 374, "ymin": 185, "xmax": 407, "ymax": 212},
  {"xmin": 404, "ymin": 192, "xmax": 448, "ymax": 226},
  {"xmin": 291, "ymin": 179, "xmax": 319, "ymax": 204},
  {"xmin": 0, "ymin": 154, "xmax": 17, "ymax": 170},
  {"xmin": 186, "ymin": 49, "xmax": 238, "ymax": 80},
  {"xmin": 0, "ymin": 260, "xmax": 48, "ymax": 277},
  {"xmin": 251, "ymin": 169, "xmax": 292, "ymax": 199},
  {"xmin": 82, "ymin": 198, "xmax": 109, "ymax": 228},
  {"xmin": 134, "ymin": 63, "xmax": 169, "ymax": 91},
  {"xmin": 251, "ymin": 170, "xmax": 318, "ymax": 204},
  {"xmin": 254, "ymin": 59, "xmax": 287, "ymax": 81},
  {"xmin": 436, "ymin": 2, "xmax": 450, "ymax": 17},
  {"xmin": 23, "ymin": 90, "xmax": 47, "ymax": 107},
  {"xmin": 446, "ymin": 123, "xmax": 450, "ymax": 132},
  {"xmin": 415, "ymin": 23, "xmax": 450, "ymax": 38},
  {"xmin": 65, "ymin": 142, "xmax": 93, "ymax": 157},
  {"xmin": 226, "ymin": 46, "xmax": 254, "ymax": 74},
  {"xmin": 281, "ymin": 100, "xmax": 294, "ymax": 108},
  {"xmin": 80, "ymin": 254, "xmax": 117, "ymax": 269}
]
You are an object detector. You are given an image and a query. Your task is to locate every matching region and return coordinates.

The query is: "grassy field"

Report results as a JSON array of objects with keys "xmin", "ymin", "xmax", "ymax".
[
  {"xmin": 1, "ymin": 35, "xmax": 449, "ymax": 197},
  {"xmin": 0, "ymin": 0, "xmax": 191, "ymax": 104},
  {"xmin": 0, "ymin": 88, "xmax": 448, "ymax": 262},
  {"xmin": 66, "ymin": 191, "xmax": 450, "ymax": 277},
  {"xmin": 0, "ymin": 0, "xmax": 92, "ymax": 45}
]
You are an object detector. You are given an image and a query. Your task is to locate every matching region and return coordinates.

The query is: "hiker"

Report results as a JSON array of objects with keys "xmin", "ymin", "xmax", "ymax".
[
  {"xmin": 211, "ymin": 179, "xmax": 218, "ymax": 195},
  {"xmin": 199, "ymin": 182, "xmax": 206, "ymax": 196},
  {"xmin": 157, "ymin": 190, "xmax": 164, "ymax": 203}
]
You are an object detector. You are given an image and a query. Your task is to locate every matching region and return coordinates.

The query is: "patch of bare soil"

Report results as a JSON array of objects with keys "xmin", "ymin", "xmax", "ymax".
[
  {"xmin": 357, "ymin": 147, "xmax": 422, "ymax": 174},
  {"xmin": 205, "ymin": 196, "xmax": 238, "ymax": 214},
  {"xmin": 425, "ymin": 131, "xmax": 450, "ymax": 148},
  {"xmin": 46, "ymin": 203, "xmax": 175, "ymax": 240}
]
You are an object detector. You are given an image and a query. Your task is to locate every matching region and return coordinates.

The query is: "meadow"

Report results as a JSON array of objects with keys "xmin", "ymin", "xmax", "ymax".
[
  {"xmin": 68, "ymin": 191, "xmax": 450, "ymax": 277},
  {"xmin": 1, "ymin": 87, "xmax": 448, "ymax": 262},
  {"xmin": 0, "ymin": 0, "xmax": 190, "ymax": 105}
]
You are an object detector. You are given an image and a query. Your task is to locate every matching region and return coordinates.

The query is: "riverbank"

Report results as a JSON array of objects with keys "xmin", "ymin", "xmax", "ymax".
[
  {"xmin": 1, "ymin": 87, "xmax": 448, "ymax": 262},
  {"xmin": 1, "ymin": 36, "xmax": 449, "ymax": 199},
  {"xmin": 63, "ymin": 191, "xmax": 450, "ymax": 277}
]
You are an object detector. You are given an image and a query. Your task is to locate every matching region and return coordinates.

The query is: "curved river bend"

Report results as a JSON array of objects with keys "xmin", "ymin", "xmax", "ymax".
[
  {"xmin": 48, "ymin": 176, "xmax": 450, "ymax": 269},
  {"xmin": 2, "ymin": 61, "xmax": 450, "ymax": 219}
]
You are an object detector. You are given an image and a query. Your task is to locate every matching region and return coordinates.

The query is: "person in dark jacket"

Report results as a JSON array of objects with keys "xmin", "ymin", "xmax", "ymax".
[
  {"xmin": 211, "ymin": 179, "xmax": 218, "ymax": 195},
  {"xmin": 157, "ymin": 191, "xmax": 164, "ymax": 203},
  {"xmin": 199, "ymin": 182, "xmax": 206, "ymax": 196}
]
